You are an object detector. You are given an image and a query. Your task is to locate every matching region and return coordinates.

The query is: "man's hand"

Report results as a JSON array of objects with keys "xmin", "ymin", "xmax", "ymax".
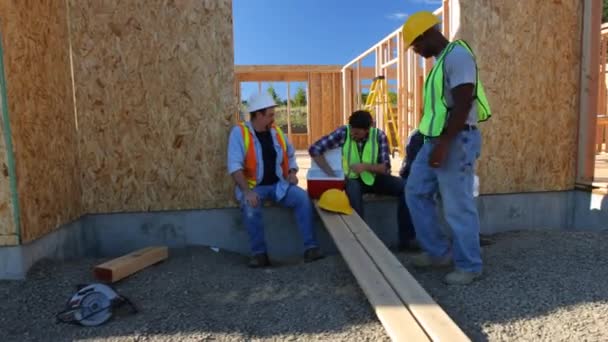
[
  {"xmin": 312, "ymin": 155, "xmax": 337, "ymax": 177},
  {"xmin": 323, "ymin": 168, "xmax": 337, "ymax": 177},
  {"xmin": 350, "ymin": 163, "xmax": 368, "ymax": 174},
  {"xmin": 429, "ymin": 138, "xmax": 449, "ymax": 168},
  {"xmin": 287, "ymin": 171, "xmax": 299, "ymax": 185},
  {"xmin": 244, "ymin": 190, "xmax": 259, "ymax": 207}
]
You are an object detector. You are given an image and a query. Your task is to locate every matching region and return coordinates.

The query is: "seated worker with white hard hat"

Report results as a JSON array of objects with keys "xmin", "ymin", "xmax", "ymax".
[
  {"xmin": 227, "ymin": 92, "xmax": 324, "ymax": 268},
  {"xmin": 308, "ymin": 110, "xmax": 418, "ymax": 252}
]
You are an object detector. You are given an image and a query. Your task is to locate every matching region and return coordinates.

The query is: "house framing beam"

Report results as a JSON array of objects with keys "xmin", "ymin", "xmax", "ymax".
[
  {"xmin": 577, "ymin": 0, "xmax": 602, "ymax": 184},
  {"xmin": 341, "ymin": 5, "xmax": 446, "ymax": 150}
]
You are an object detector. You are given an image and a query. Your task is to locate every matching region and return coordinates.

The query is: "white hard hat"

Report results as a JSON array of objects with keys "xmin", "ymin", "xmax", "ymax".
[{"xmin": 247, "ymin": 92, "xmax": 277, "ymax": 113}]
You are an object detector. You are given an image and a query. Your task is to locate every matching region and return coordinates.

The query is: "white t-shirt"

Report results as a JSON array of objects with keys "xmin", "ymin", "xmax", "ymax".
[{"xmin": 440, "ymin": 44, "xmax": 478, "ymax": 125}]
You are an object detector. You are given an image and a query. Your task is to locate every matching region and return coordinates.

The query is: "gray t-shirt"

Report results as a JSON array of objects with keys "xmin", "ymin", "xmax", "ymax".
[{"xmin": 441, "ymin": 44, "xmax": 478, "ymax": 125}]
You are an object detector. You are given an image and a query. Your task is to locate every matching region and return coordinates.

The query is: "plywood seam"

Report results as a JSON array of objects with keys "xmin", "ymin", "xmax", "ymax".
[
  {"xmin": 65, "ymin": 0, "xmax": 84, "ymax": 212},
  {"xmin": 0, "ymin": 30, "xmax": 20, "ymax": 244}
]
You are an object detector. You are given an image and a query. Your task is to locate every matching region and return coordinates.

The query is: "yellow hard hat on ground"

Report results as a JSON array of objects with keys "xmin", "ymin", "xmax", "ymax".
[
  {"xmin": 318, "ymin": 189, "xmax": 353, "ymax": 215},
  {"xmin": 401, "ymin": 11, "xmax": 441, "ymax": 48}
]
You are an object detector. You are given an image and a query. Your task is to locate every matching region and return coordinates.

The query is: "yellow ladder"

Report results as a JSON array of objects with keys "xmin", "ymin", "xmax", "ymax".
[{"xmin": 364, "ymin": 76, "xmax": 400, "ymax": 156}]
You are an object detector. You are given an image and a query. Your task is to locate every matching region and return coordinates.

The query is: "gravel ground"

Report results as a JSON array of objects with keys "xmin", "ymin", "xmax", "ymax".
[{"xmin": 1, "ymin": 229, "xmax": 608, "ymax": 342}]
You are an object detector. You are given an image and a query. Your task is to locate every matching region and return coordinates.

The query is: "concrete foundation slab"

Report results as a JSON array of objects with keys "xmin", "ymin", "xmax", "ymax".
[
  {"xmin": 0, "ymin": 219, "xmax": 83, "ymax": 280},
  {"xmin": 1, "ymin": 190, "xmax": 607, "ymax": 280}
]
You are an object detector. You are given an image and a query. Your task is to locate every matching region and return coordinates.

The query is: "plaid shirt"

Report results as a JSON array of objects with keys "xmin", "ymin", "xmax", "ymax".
[{"xmin": 308, "ymin": 125, "xmax": 391, "ymax": 172}]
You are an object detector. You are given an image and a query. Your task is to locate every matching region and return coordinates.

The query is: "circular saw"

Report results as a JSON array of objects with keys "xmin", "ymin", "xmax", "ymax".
[{"xmin": 56, "ymin": 283, "xmax": 137, "ymax": 326}]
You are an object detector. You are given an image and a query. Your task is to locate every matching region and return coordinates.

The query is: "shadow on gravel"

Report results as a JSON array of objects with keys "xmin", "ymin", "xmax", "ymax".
[
  {"xmin": 396, "ymin": 229, "xmax": 608, "ymax": 342},
  {"xmin": 0, "ymin": 247, "xmax": 388, "ymax": 342},
  {"xmin": 3, "ymin": 229, "xmax": 608, "ymax": 342}
]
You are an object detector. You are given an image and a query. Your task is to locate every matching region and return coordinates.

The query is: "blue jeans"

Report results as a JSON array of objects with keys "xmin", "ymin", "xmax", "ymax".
[
  {"xmin": 240, "ymin": 183, "xmax": 318, "ymax": 255},
  {"xmin": 405, "ymin": 129, "xmax": 482, "ymax": 273},
  {"xmin": 344, "ymin": 174, "xmax": 416, "ymax": 245}
]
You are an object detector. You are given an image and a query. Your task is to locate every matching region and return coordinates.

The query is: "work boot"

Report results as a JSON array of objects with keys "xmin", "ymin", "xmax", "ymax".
[
  {"xmin": 398, "ymin": 239, "xmax": 421, "ymax": 253},
  {"xmin": 479, "ymin": 234, "xmax": 494, "ymax": 246},
  {"xmin": 248, "ymin": 253, "xmax": 271, "ymax": 268},
  {"xmin": 303, "ymin": 247, "xmax": 324, "ymax": 263},
  {"xmin": 444, "ymin": 269, "xmax": 482, "ymax": 285},
  {"xmin": 410, "ymin": 252, "xmax": 452, "ymax": 268}
]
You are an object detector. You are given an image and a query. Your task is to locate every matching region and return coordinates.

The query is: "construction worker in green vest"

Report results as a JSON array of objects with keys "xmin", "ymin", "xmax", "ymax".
[
  {"xmin": 401, "ymin": 11, "xmax": 492, "ymax": 285},
  {"xmin": 309, "ymin": 110, "xmax": 419, "ymax": 252}
]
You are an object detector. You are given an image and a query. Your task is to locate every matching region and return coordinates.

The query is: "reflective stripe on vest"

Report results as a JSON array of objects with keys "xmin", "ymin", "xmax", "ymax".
[
  {"xmin": 238, "ymin": 123, "xmax": 289, "ymax": 189},
  {"xmin": 342, "ymin": 125, "xmax": 378, "ymax": 186},
  {"xmin": 419, "ymin": 40, "xmax": 492, "ymax": 137}
]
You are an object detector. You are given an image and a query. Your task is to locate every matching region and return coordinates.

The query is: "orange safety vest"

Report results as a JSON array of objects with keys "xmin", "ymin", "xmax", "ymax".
[{"xmin": 238, "ymin": 122, "xmax": 289, "ymax": 189}]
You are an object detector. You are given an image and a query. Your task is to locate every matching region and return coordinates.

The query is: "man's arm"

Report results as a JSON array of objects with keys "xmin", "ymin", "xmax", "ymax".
[
  {"xmin": 284, "ymin": 134, "xmax": 299, "ymax": 183},
  {"xmin": 443, "ymin": 46, "xmax": 477, "ymax": 142},
  {"xmin": 365, "ymin": 164, "xmax": 389, "ymax": 174},
  {"xmin": 428, "ymin": 84, "xmax": 473, "ymax": 169},
  {"xmin": 231, "ymin": 170, "xmax": 251, "ymax": 192},
  {"xmin": 429, "ymin": 46, "xmax": 477, "ymax": 167},
  {"xmin": 365, "ymin": 129, "xmax": 390, "ymax": 174},
  {"xmin": 285, "ymin": 134, "xmax": 298, "ymax": 172},
  {"xmin": 441, "ymin": 84, "xmax": 474, "ymax": 143},
  {"xmin": 227, "ymin": 127, "xmax": 251, "ymax": 192},
  {"xmin": 308, "ymin": 125, "xmax": 347, "ymax": 177}
]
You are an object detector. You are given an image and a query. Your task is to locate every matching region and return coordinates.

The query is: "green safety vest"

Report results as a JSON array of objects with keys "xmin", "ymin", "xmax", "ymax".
[
  {"xmin": 342, "ymin": 125, "xmax": 378, "ymax": 185},
  {"xmin": 419, "ymin": 40, "xmax": 492, "ymax": 137}
]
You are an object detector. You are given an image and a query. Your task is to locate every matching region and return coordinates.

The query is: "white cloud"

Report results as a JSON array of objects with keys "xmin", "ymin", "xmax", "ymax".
[{"xmin": 387, "ymin": 12, "xmax": 408, "ymax": 20}]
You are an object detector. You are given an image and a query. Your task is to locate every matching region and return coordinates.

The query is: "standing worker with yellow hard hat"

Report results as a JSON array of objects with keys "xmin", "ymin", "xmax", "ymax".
[{"xmin": 401, "ymin": 11, "xmax": 492, "ymax": 285}]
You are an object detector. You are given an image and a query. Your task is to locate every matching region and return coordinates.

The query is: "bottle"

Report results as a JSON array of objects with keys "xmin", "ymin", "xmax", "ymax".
[{"xmin": 473, "ymin": 174, "xmax": 480, "ymax": 197}]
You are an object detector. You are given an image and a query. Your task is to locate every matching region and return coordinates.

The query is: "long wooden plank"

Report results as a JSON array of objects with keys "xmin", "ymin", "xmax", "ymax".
[
  {"xmin": 341, "ymin": 212, "xmax": 470, "ymax": 342},
  {"xmin": 315, "ymin": 204, "xmax": 430, "ymax": 342},
  {"xmin": 93, "ymin": 246, "xmax": 169, "ymax": 283}
]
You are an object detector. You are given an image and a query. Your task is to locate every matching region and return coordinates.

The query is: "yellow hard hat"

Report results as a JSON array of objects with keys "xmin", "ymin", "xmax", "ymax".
[
  {"xmin": 318, "ymin": 189, "xmax": 353, "ymax": 215},
  {"xmin": 401, "ymin": 11, "xmax": 441, "ymax": 48}
]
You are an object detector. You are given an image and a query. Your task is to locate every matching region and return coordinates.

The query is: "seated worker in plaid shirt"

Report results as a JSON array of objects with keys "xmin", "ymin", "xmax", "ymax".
[{"xmin": 309, "ymin": 110, "xmax": 419, "ymax": 252}]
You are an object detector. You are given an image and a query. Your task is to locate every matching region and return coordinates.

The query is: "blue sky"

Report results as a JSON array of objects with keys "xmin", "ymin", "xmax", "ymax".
[{"xmin": 233, "ymin": 0, "xmax": 441, "ymax": 100}]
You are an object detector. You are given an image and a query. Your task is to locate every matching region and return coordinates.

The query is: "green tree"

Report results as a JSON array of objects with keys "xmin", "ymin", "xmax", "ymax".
[
  {"xmin": 388, "ymin": 91, "xmax": 397, "ymax": 106},
  {"xmin": 266, "ymin": 84, "xmax": 282, "ymax": 105},
  {"xmin": 361, "ymin": 92, "xmax": 368, "ymax": 105},
  {"xmin": 292, "ymin": 86, "xmax": 307, "ymax": 106},
  {"xmin": 604, "ymin": 0, "xmax": 608, "ymax": 23}
]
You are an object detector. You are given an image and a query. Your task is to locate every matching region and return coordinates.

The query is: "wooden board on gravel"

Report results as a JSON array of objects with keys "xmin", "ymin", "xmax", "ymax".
[{"xmin": 93, "ymin": 246, "xmax": 169, "ymax": 283}]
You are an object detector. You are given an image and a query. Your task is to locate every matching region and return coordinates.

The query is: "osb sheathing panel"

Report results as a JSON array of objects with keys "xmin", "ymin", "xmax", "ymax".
[
  {"xmin": 0, "ymin": 1, "xmax": 82, "ymax": 243},
  {"xmin": 69, "ymin": 0, "xmax": 236, "ymax": 212},
  {"xmin": 456, "ymin": 0, "xmax": 582, "ymax": 194}
]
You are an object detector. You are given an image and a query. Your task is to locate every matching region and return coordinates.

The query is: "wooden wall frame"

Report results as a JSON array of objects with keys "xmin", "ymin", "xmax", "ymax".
[
  {"xmin": 577, "ymin": 0, "xmax": 602, "ymax": 185},
  {"xmin": 340, "ymin": 6, "xmax": 447, "ymax": 153},
  {"xmin": 234, "ymin": 65, "xmax": 343, "ymax": 150}
]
